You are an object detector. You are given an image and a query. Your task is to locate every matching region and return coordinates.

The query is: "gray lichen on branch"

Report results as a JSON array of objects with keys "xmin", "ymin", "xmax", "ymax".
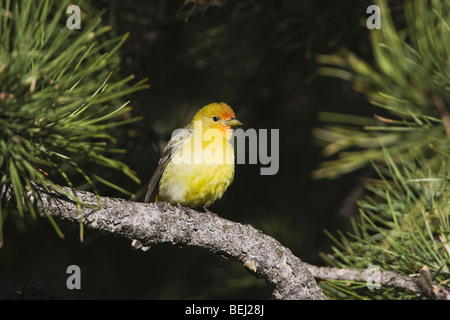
[{"xmin": 18, "ymin": 184, "xmax": 326, "ymax": 300}]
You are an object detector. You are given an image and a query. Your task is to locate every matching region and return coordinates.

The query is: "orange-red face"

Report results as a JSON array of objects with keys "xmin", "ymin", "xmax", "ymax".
[{"xmin": 192, "ymin": 102, "xmax": 242, "ymax": 134}]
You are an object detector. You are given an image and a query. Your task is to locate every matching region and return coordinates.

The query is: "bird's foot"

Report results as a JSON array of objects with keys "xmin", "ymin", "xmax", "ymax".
[{"xmin": 203, "ymin": 206, "xmax": 212, "ymax": 214}]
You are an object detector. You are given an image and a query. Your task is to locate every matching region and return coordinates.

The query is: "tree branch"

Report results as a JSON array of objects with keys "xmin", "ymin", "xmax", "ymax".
[
  {"xmin": 10, "ymin": 185, "xmax": 326, "ymax": 300},
  {"xmin": 4, "ymin": 184, "xmax": 449, "ymax": 299},
  {"xmin": 304, "ymin": 263, "xmax": 450, "ymax": 300}
]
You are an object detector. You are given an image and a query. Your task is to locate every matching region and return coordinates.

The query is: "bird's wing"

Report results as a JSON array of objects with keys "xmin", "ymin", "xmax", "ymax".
[{"xmin": 144, "ymin": 126, "xmax": 192, "ymax": 203}]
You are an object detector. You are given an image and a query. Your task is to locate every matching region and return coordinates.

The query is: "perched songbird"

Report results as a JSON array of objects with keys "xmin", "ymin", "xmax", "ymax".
[
  {"xmin": 133, "ymin": 102, "xmax": 242, "ymax": 250},
  {"xmin": 145, "ymin": 102, "xmax": 242, "ymax": 208}
]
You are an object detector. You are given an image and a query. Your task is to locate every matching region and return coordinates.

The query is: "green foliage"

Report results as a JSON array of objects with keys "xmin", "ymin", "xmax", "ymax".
[
  {"xmin": 0, "ymin": 0, "xmax": 148, "ymax": 245},
  {"xmin": 315, "ymin": 0, "xmax": 450, "ymax": 299},
  {"xmin": 314, "ymin": 0, "xmax": 449, "ymax": 179},
  {"xmin": 322, "ymin": 155, "xmax": 450, "ymax": 299}
]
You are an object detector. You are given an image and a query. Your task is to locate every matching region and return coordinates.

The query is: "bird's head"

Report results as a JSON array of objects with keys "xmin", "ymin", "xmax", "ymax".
[{"xmin": 191, "ymin": 102, "xmax": 242, "ymax": 136}]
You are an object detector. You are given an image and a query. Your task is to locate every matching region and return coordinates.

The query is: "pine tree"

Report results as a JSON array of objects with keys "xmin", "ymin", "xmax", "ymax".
[
  {"xmin": 314, "ymin": 0, "xmax": 450, "ymax": 299},
  {"xmin": 0, "ymin": 0, "xmax": 148, "ymax": 246}
]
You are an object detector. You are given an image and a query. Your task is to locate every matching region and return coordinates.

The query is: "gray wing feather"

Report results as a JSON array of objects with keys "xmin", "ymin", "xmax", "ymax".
[{"xmin": 144, "ymin": 126, "xmax": 192, "ymax": 203}]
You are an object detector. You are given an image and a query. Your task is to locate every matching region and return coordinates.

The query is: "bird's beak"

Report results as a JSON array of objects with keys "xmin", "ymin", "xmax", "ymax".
[{"xmin": 225, "ymin": 118, "xmax": 243, "ymax": 127}]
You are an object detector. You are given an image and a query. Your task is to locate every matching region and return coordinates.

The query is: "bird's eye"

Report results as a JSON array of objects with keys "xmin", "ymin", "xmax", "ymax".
[{"xmin": 212, "ymin": 116, "xmax": 220, "ymax": 122}]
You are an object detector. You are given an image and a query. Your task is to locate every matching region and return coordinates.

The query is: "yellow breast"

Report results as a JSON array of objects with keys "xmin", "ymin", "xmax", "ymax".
[{"xmin": 158, "ymin": 135, "xmax": 235, "ymax": 208}]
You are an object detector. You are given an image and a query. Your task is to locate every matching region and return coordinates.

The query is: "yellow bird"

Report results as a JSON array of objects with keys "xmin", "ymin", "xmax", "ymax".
[{"xmin": 144, "ymin": 102, "xmax": 242, "ymax": 208}]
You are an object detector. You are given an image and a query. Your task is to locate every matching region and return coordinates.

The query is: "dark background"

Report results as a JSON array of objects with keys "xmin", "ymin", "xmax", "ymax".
[{"xmin": 1, "ymin": 0, "xmax": 375, "ymax": 299}]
